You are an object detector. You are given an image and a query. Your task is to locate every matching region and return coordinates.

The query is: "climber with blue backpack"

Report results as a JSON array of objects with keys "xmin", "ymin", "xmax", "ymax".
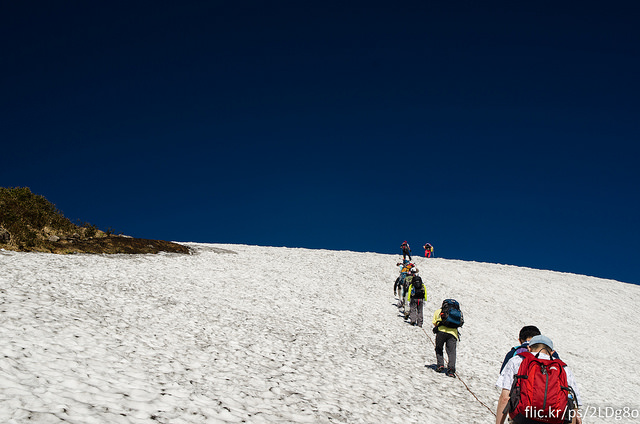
[
  {"xmin": 395, "ymin": 259, "xmax": 412, "ymax": 309},
  {"xmin": 432, "ymin": 299, "xmax": 464, "ymax": 377},
  {"xmin": 401, "ymin": 270, "xmax": 415, "ymax": 320}
]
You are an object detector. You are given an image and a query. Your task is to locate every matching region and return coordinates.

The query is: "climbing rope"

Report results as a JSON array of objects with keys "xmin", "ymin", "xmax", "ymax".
[{"xmin": 419, "ymin": 327, "xmax": 497, "ymax": 418}]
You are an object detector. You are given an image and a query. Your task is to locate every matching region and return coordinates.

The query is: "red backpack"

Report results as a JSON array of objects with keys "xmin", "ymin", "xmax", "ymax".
[{"xmin": 505, "ymin": 352, "xmax": 573, "ymax": 423}]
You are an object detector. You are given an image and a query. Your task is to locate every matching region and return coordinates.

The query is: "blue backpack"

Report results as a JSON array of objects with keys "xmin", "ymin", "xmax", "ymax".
[{"xmin": 439, "ymin": 299, "xmax": 464, "ymax": 328}]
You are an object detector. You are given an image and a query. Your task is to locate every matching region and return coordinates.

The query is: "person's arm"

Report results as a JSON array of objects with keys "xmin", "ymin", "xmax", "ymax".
[
  {"xmin": 496, "ymin": 389, "xmax": 510, "ymax": 424},
  {"xmin": 495, "ymin": 356, "xmax": 522, "ymax": 424},
  {"xmin": 564, "ymin": 367, "xmax": 582, "ymax": 423},
  {"xmin": 432, "ymin": 309, "xmax": 441, "ymax": 326},
  {"xmin": 573, "ymin": 411, "xmax": 582, "ymax": 424}
]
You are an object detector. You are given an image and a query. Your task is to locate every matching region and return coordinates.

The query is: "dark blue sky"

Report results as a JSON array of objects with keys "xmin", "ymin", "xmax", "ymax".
[{"xmin": 2, "ymin": 1, "xmax": 639, "ymax": 284}]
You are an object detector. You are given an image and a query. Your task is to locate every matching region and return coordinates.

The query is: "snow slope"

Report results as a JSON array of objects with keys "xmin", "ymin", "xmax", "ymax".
[{"xmin": 1, "ymin": 243, "xmax": 639, "ymax": 423}]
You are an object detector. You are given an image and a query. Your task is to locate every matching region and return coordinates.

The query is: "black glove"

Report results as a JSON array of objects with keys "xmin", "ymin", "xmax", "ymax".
[{"xmin": 432, "ymin": 326, "xmax": 438, "ymax": 334}]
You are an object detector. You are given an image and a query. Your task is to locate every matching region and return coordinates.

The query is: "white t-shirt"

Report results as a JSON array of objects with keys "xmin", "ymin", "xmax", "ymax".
[{"xmin": 496, "ymin": 352, "xmax": 582, "ymax": 407}]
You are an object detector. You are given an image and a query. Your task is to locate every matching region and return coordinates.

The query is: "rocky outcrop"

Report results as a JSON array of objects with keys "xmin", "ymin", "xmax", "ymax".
[{"xmin": 0, "ymin": 227, "xmax": 10, "ymax": 243}]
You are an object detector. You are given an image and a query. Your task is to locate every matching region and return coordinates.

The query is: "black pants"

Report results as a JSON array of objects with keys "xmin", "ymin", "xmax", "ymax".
[
  {"xmin": 435, "ymin": 331, "xmax": 457, "ymax": 371},
  {"xmin": 402, "ymin": 249, "xmax": 411, "ymax": 261}
]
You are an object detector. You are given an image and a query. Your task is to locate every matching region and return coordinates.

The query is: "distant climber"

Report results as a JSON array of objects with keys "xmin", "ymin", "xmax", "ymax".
[
  {"xmin": 401, "ymin": 241, "xmax": 411, "ymax": 261},
  {"xmin": 402, "ymin": 269, "xmax": 415, "ymax": 320},
  {"xmin": 423, "ymin": 243, "xmax": 434, "ymax": 258},
  {"xmin": 395, "ymin": 260, "xmax": 412, "ymax": 308},
  {"xmin": 407, "ymin": 271, "xmax": 426, "ymax": 327}
]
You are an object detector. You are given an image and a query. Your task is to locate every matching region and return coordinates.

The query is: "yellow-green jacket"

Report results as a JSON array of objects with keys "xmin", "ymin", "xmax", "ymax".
[
  {"xmin": 432, "ymin": 308, "xmax": 459, "ymax": 340},
  {"xmin": 407, "ymin": 281, "xmax": 426, "ymax": 302}
]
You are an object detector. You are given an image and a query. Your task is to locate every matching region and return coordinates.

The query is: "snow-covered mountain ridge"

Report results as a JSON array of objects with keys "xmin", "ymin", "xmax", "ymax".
[{"xmin": 1, "ymin": 243, "xmax": 638, "ymax": 423}]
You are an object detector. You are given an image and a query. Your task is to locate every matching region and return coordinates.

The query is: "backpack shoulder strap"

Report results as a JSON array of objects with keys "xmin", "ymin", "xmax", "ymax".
[
  {"xmin": 516, "ymin": 351, "xmax": 535, "ymax": 368},
  {"xmin": 518, "ymin": 351, "xmax": 567, "ymax": 367},
  {"xmin": 514, "ymin": 351, "xmax": 543, "ymax": 382}
]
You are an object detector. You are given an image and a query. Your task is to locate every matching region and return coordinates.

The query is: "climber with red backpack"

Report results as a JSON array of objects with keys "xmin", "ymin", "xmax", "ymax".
[{"xmin": 496, "ymin": 335, "xmax": 582, "ymax": 424}]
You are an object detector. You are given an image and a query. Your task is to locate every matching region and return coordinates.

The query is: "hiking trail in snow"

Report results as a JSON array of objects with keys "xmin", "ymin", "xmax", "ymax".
[{"xmin": 1, "ymin": 243, "xmax": 638, "ymax": 423}]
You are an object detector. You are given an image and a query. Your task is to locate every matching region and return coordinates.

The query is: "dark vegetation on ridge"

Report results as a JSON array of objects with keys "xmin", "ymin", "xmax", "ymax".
[{"xmin": 0, "ymin": 187, "xmax": 189, "ymax": 254}]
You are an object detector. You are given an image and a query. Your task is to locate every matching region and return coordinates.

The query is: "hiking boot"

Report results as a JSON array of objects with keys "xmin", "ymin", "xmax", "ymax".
[
  {"xmin": 446, "ymin": 369, "xmax": 456, "ymax": 377},
  {"xmin": 435, "ymin": 366, "xmax": 447, "ymax": 373}
]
